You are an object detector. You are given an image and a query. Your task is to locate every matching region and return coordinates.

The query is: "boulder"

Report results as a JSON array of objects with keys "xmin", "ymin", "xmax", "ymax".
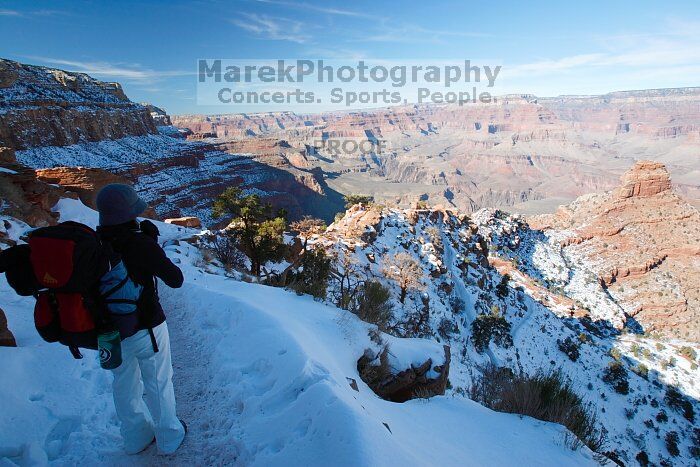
[
  {"xmin": 0, "ymin": 161, "xmax": 72, "ymax": 227},
  {"xmin": 0, "ymin": 308, "xmax": 17, "ymax": 347},
  {"xmin": 358, "ymin": 345, "xmax": 450, "ymax": 402},
  {"xmin": 164, "ymin": 216, "xmax": 202, "ymax": 229}
]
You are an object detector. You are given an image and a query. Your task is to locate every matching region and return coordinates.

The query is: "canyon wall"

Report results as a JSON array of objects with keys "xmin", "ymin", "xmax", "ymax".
[
  {"xmin": 0, "ymin": 59, "xmax": 158, "ymax": 150},
  {"xmin": 172, "ymin": 89, "xmax": 700, "ymax": 215}
]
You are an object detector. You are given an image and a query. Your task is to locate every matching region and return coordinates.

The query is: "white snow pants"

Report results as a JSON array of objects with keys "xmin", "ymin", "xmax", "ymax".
[{"xmin": 111, "ymin": 321, "xmax": 185, "ymax": 455}]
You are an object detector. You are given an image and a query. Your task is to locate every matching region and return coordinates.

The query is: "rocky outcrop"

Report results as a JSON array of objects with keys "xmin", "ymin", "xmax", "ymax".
[
  {"xmin": 3, "ymin": 60, "xmax": 345, "ymax": 225},
  {"xmin": 357, "ymin": 346, "xmax": 450, "ymax": 402},
  {"xmin": 143, "ymin": 104, "xmax": 172, "ymax": 126},
  {"xmin": 0, "ymin": 308, "xmax": 17, "ymax": 347},
  {"xmin": 325, "ymin": 204, "xmax": 383, "ymax": 243},
  {"xmin": 35, "ymin": 167, "xmax": 130, "ymax": 209},
  {"xmin": 165, "ymin": 217, "xmax": 202, "ymax": 228},
  {"xmin": 617, "ymin": 161, "xmax": 672, "ymax": 198},
  {"xmin": 0, "ymin": 59, "xmax": 157, "ymax": 150},
  {"xmin": 0, "ymin": 149, "xmax": 74, "ymax": 226}
]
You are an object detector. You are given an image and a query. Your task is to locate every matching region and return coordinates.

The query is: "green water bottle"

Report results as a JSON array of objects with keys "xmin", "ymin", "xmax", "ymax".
[{"xmin": 98, "ymin": 329, "xmax": 122, "ymax": 370}]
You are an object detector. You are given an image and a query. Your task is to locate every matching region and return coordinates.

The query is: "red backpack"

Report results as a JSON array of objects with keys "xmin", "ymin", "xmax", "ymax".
[{"xmin": 28, "ymin": 222, "xmax": 112, "ymax": 358}]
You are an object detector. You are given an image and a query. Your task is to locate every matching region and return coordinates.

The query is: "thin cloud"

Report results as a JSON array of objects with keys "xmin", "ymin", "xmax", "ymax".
[
  {"xmin": 26, "ymin": 57, "xmax": 192, "ymax": 81},
  {"xmin": 502, "ymin": 19, "xmax": 700, "ymax": 94},
  {"xmin": 0, "ymin": 8, "xmax": 69, "ymax": 17},
  {"xmin": 504, "ymin": 20, "xmax": 700, "ymax": 76},
  {"xmin": 230, "ymin": 13, "xmax": 311, "ymax": 43},
  {"xmin": 254, "ymin": 0, "xmax": 369, "ymax": 18},
  {"xmin": 359, "ymin": 24, "xmax": 492, "ymax": 44}
]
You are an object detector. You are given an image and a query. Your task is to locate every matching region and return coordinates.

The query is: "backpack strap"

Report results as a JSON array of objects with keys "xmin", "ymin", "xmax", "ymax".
[
  {"xmin": 148, "ymin": 327, "xmax": 159, "ymax": 354},
  {"xmin": 100, "ymin": 275, "xmax": 130, "ymax": 300},
  {"xmin": 69, "ymin": 346, "xmax": 83, "ymax": 359}
]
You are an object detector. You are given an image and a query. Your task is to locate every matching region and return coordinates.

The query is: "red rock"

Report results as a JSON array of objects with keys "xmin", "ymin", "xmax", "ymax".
[
  {"xmin": 35, "ymin": 167, "xmax": 130, "ymax": 209},
  {"xmin": 0, "ymin": 59, "xmax": 156, "ymax": 150},
  {"xmin": 0, "ymin": 308, "xmax": 17, "ymax": 347},
  {"xmin": 164, "ymin": 217, "xmax": 202, "ymax": 228},
  {"xmin": 0, "ymin": 156, "xmax": 72, "ymax": 227},
  {"xmin": 530, "ymin": 160, "xmax": 700, "ymax": 341},
  {"xmin": 617, "ymin": 161, "xmax": 672, "ymax": 198}
]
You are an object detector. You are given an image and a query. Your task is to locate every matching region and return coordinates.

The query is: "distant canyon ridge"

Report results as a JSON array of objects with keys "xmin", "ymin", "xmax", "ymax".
[{"xmin": 173, "ymin": 88, "xmax": 700, "ymax": 215}]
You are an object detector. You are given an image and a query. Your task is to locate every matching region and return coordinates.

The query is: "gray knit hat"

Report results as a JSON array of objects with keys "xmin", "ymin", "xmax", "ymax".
[{"xmin": 96, "ymin": 184, "xmax": 148, "ymax": 226}]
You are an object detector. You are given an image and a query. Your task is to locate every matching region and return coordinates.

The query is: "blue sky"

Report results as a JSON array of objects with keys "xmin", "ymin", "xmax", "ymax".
[{"xmin": 1, "ymin": 0, "xmax": 699, "ymax": 115}]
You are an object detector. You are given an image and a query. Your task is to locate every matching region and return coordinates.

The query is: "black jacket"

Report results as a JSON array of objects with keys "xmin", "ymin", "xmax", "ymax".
[{"xmin": 97, "ymin": 221, "xmax": 183, "ymax": 337}]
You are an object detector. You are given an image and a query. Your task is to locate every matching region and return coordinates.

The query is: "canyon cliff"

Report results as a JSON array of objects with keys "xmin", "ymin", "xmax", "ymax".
[{"xmin": 531, "ymin": 161, "xmax": 700, "ymax": 341}]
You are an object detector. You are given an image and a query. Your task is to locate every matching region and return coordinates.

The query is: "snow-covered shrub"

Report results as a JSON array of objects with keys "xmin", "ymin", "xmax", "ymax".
[
  {"xmin": 632, "ymin": 363, "xmax": 649, "ymax": 380},
  {"xmin": 470, "ymin": 365, "xmax": 606, "ymax": 455},
  {"xmin": 208, "ymin": 233, "xmax": 245, "ymax": 271},
  {"xmin": 664, "ymin": 386, "xmax": 695, "ymax": 422},
  {"xmin": 636, "ymin": 450, "xmax": 650, "ymax": 466},
  {"xmin": 679, "ymin": 345, "xmax": 697, "ymax": 362},
  {"xmin": 448, "ymin": 294, "xmax": 465, "ymax": 314},
  {"xmin": 665, "ymin": 431, "xmax": 680, "ymax": 457},
  {"xmin": 354, "ymin": 280, "xmax": 393, "ymax": 332},
  {"xmin": 400, "ymin": 297, "xmax": 431, "ymax": 338},
  {"xmin": 470, "ymin": 312, "xmax": 513, "ymax": 353},
  {"xmin": 690, "ymin": 428, "xmax": 700, "ymax": 459},
  {"xmin": 382, "ymin": 252, "xmax": 425, "ymax": 304},
  {"xmin": 656, "ymin": 410, "xmax": 668, "ymax": 423},
  {"xmin": 609, "ymin": 347, "xmax": 622, "ymax": 361},
  {"xmin": 287, "ymin": 248, "xmax": 332, "ymax": 299},
  {"xmin": 602, "ymin": 361, "xmax": 630, "ymax": 395},
  {"xmin": 557, "ymin": 337, "xmax": 580, "ymax": 362},
  {"xmin": 437, "ymin": 317, "xmax": 458, "ymax": 340},
  {"xmin": 495, "ymin": 274, "xmax": 510, "ymax": 298}
]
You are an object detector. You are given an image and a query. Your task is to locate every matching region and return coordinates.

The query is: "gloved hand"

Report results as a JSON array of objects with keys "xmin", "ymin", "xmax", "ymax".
[{"xmin": 139, "ymin": 219, "xmax": 160, "ymax": 241}]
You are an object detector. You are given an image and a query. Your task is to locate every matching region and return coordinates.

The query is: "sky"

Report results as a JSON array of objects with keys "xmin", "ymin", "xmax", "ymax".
[{"xmin": 1, "ymin": 0, "xmax": 699, "ymax": 115}]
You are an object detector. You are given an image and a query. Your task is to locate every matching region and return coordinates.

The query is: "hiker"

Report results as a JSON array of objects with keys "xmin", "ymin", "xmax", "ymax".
[{"xmin": 95, "ymin": 184, "xmax": 186, "ymax": 455}]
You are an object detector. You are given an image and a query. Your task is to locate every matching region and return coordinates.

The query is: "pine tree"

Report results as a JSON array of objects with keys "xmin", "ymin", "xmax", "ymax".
[{"xmin": 212, "ymin": 187, "xmax": 287, "ymax": 276}]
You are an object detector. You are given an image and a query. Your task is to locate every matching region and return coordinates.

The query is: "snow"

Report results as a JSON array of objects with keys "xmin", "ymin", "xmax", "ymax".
[
  {"xmin": 0, "ymin": 216, "xmax": 30, "ymax": 244},
  {"xmin": 0, "ymin": 200, "xmax": 600, "ymax": 466}
]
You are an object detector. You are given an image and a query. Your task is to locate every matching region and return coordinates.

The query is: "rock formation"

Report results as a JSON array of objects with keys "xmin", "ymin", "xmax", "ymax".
[
  {"xmin": 2, "ymin": 59, "xmax": 345, "ymax": 225},
  {"xmin": 35, "ymin": 167, "xmax": 130, "ymax": 209},
  {"xmin": 0, "ymin": 308, "xmax": 16, "ymax": 347},
  {"xmin": 165, "ymin": 217, "xmax": 202, "ymax": 228},
  {"xmin": 531, "ymin": 161, "xmax": 700, "ymax": 341},
  {"xmin": 357, "ymin": 346, "xmax": 450, "ymax": 402},
  {"xmin": 617, "ymin": 161, "xmax": 672, "ymax": 198},
  {"xmin": 0, "ymin": 147, "xmax": 74, "ymax": 226}
]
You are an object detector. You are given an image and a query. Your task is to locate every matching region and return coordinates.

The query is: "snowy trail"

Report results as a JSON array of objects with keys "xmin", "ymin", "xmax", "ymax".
[
  {"xmin": 442, "ymin": 234, "xmax": 501, "ymax": 367},
  {"xmin": 510, "ymin": 296, "xmax": 536, "ymax": 339},
  {"xmin": 442, "ymin": 235, "xmax": 475, "ymax": 322}
]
